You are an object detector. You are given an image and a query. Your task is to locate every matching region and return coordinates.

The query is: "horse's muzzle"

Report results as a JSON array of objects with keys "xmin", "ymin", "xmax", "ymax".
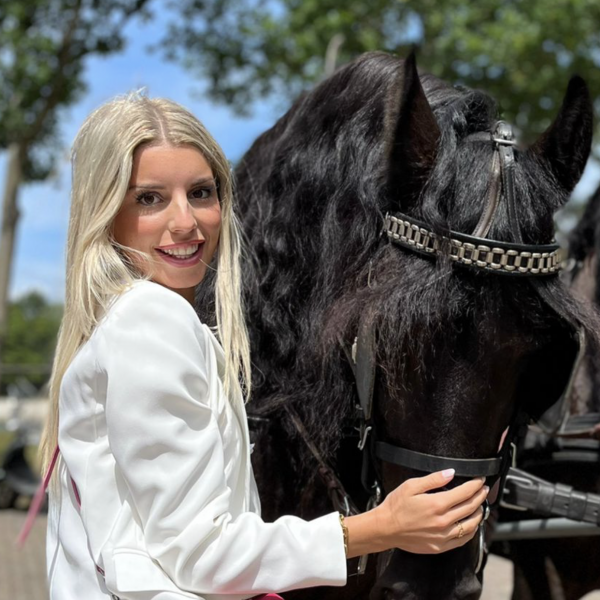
[{"xmin": 370, "ymin": 543, "xmax": 484, "ymax": 600}]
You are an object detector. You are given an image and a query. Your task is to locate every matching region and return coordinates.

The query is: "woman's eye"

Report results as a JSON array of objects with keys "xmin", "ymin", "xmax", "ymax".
[
  {"xmin": 190, "ymin": 186, "xmax": 216, "ymax": 201},
  {"xmin": 135, "ymin": 192, "xmax": 162, "ymax": 207}
]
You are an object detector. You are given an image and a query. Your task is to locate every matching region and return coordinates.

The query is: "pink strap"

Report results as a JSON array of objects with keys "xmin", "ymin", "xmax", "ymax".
[
  {"xmin": 16, "ymin": 445, "xmax": 60, "ymax": 548},
  {"xmin": 253, "ymin": 596, "xmax": 284, "ymax": 599}
]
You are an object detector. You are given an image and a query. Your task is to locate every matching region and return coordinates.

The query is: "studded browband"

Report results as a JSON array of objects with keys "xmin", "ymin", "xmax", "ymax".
[
  {"xmin": 383, "ymin": 213, "xmax": 564, "ymax": 276},
  {"xmin": 384, "ymin": 121, "xmax": 565, "ymax": 277}
]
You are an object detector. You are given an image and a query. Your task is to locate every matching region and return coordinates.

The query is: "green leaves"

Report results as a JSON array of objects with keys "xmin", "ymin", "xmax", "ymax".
[
  {"xmin": 1, "ymin": 292, "xmax": 62, "ymax": 395},
  {"xmin": 165, "ymin": 0, "xmax": 600, "ymax": 140},
  {"xmin": 0, "ymin": 0, "xmax": 151, "ymax": 179}
]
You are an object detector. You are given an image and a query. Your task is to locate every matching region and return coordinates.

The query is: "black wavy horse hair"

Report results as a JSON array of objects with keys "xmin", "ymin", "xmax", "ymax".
[
  {"xmin": 196, "ymin": 52, "xmax": 599, "ymax": 597},
  {"xmin": 199, "ymin": 51, "xmax": 597, "ymax": 453}
]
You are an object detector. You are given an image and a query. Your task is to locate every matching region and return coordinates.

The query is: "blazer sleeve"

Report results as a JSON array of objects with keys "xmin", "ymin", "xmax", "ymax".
[{"xmin": 98, "ymin": 284, "xmax": 347, "ymax": 596}]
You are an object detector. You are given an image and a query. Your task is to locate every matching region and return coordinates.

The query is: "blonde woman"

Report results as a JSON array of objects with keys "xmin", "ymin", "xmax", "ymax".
[{"xmin": 38, "ymin": 95, "xmax": 488, "ymax": 599}]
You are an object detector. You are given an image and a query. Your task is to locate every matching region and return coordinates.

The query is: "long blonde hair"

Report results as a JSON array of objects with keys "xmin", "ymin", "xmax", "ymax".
[{"xmin": 39, "ymin": 93, "xmax": 251, "ymax": 475}]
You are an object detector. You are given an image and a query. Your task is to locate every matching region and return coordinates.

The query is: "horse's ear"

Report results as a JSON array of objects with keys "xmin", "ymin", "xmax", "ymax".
[
  {"xmin": 528, "ymin": 76, "xmax": 593, "ymax": 193},
  {"xmin": 386, "ymin": 52, "xmax": 441, "ymax": 210}
]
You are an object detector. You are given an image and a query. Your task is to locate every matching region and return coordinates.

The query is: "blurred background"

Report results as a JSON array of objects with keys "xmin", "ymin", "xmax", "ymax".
[{"xmin": 1, "ymin": 0, "xmax": 600, "ymax": 598}]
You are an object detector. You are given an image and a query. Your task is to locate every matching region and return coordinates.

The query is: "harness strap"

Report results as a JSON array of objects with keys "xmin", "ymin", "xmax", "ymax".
[
  {"xmin": 502, "ymin": 466, "xmax": 600, "ymax": 524},
  {"xmin": 355, "ymin": 316, "xmax": 377, "ymax": 422},
  {"xmin": 472, "ymin": 148, "xmax": 502, "ymax": 238},
  {"xmin": 553, "ymin": 413, "xmax": 600, "ymax": 440},
  {"xmin": 284, "ymin": 404, "xmax": 360, "ymax": 516},
  {"xmin": 494, "ymin": 122, "xmax": 522, "ymax": 245}
]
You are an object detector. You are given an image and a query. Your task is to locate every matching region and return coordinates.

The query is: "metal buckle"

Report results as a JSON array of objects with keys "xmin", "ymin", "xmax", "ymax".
[
  {"xmin": 500, "ymin": 472, "xmax": 533, "ymax": 512},
  {"xmin": 492, "ymin": 137, "xmax": 518, "ymax": 146},
  {"xmin": 367, "ymin": 259, "xmax": 374, "ymax": 288},
  {"xmin": 493, "ymin": 121, "xmax": 517, "ymax": 145},
  {"xmin": 342, "ymin": 495, "xmax": 351, "ymax": 517},
  {"xmin": 482, "ymin": 499, "xmax": 491, "ymax": 521},
  {"xmin": 367, "ymin": 482, "xmax": 383, "ymax": 509},
  {"xmin": 357, "ymin": 424, "xmax": 372, "ymax": 451},
  {"xmin": 511, "ymin": 441, "xmax": 518, "ymax": 468}
]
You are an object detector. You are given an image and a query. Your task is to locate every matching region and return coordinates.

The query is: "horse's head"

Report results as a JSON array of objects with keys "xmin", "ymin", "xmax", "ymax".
[
  {"xmin": 336, "ymin": 55, "xmax": 595, "ymax": 599},
  {"xmin": 233, "ymin": 52, "xmax": 597, "ymax": 599}
]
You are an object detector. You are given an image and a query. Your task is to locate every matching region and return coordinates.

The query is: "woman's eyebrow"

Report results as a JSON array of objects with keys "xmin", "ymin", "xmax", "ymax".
[
  {"xmin": 190, "ymin": 177, "xmax": 217, "ymax": 186},
  {"xmin": 127, "ymin": 177, "xmax": 216, "ymax": 191},
  {"xmin": 128, "ymin": 183, "xmax": 166, "ymax": 191}
]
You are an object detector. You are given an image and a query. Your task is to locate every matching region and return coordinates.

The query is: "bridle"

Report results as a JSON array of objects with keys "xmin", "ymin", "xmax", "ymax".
[
  {"xmin": 362, "ymin": 122, "xmax": 564, "ymax": 483},
  {"xmin": 252, "ymin": 121, "xmax": 582, "ymax": 576},
  {"xmin": 344, "ymin": 121, "xmax": 583, "ymax": 574}
]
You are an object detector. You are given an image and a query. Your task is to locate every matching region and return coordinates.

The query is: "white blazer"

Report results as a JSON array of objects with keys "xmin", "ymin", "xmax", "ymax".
[{"xmin": 46, "ymin": 280, "xmax": 347, "ymax": 600}]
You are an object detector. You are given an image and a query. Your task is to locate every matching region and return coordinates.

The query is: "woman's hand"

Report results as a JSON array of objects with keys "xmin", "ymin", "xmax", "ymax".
[
  {"xmin": 344, "ymin": 470, "xmax": 489, "ymax": 558},
  {"xmin": 378, "ymin": 469, "xmax": 488, "ymax": 554}
]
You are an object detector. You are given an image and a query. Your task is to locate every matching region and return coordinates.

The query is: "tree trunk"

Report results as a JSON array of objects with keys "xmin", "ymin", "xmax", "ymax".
[{"xmin": 0, "ymin": 143, "xmax": 25, "ymax": 355}]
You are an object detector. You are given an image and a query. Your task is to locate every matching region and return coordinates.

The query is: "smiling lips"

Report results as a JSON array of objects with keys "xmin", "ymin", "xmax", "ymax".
[{"xmin": 155, "ymin": 242, "xmax": 204, "ymax": 267}]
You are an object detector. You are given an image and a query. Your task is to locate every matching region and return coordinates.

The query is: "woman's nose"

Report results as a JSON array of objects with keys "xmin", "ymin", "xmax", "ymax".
[{"xmin": 168, "ymin": 193, "xmax": 197, "ymax": 233}]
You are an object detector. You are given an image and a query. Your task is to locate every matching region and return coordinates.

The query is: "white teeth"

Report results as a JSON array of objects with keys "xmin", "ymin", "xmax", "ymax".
[{"xmin": 160, "ymin": 244, "xmax": 199, "ymax": 257}]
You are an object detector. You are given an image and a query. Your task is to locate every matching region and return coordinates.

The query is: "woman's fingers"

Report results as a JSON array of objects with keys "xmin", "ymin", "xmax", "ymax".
[
  {"xmin": 405, "ymin": 469, "xmax": 456, "ymax": 495},
  {"xmin": 445, "ymin": 484, "xmax": 489, "ymax": 524},
  {"xmin": 440, "ymin": 506, "xmax": 484, "ymax": 551},
  {"xmin": 451, "ymin": 506, "xmax": 484, "ymax": 541},
  {"xmin": 433, "ymin": 477, "xmax": 487, "ymax": 510},
  {"xmin": 383, "ymin": 472, "xmax": 490, "ymax": 555}
]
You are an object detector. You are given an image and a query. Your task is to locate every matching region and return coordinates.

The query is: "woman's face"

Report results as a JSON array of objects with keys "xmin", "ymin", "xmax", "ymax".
[{"xmin": 113, "ymin": 144, "xmax": 221, "ymax": 302}]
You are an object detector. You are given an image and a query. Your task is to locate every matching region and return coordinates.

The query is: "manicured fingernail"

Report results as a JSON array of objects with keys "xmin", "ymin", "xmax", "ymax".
[
  {"xmin": 442, "ymin": 469, "xmax": 455, "ymax": 479},
  {"xmin": 484, "ymin": 486, "xmax": 490, "ymax": 494}
]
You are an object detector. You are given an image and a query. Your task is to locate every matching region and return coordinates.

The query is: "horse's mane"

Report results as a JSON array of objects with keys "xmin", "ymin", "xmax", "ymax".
[{"xmin": 198, "ymin": 52, "xmax": 600, "ymax": 461}]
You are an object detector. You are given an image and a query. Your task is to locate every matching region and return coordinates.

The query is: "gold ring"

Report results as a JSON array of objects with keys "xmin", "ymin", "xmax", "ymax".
[{"xmin": 456, "ymin": 521, "xmax": 465, "ymax": 539}]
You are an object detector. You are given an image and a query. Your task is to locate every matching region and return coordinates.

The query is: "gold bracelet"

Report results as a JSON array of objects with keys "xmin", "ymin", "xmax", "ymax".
[{"xmin": 339, "ymin": 513, "xmax": 349, "ymax": 557}]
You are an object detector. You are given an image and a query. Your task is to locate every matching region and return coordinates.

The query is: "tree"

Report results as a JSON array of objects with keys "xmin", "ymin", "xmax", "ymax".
[
  {"xmin": 0, "ymin": 0, "xmax": 152, "ymax": 351},
  {"xmin": 164, "ymin": 0, "xmax": 600, "ymax": 142},
  {"xmin": 1, "ymin": 292, "xmax": 62, "ymax": 396}
]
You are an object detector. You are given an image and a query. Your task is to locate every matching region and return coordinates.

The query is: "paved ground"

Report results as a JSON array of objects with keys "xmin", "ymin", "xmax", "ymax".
[
  {"xmin": 1, "ymin": 510, "xmax": 48, "ymax": 600},
  {"xmin": 481, "ymin": 555, "xmax": 513, "ymax": 600},
  {"xmin": 1, "ymin": 509, "xmax": 599, "ymax": 600}
]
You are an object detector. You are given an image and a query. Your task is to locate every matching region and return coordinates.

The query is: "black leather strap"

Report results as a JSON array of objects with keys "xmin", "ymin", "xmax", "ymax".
[
  {"xmin": 502, "ymin": 467, "xmax": 600, "ymax": 524},
  {"xmin": 284, "ymin": 404, "xmax": 360, "ymax": 516},
  {"xmin": 355, "ymin": 316, "xmax": 377, "ymax": 422},
  {"xmin": 375, "ymin": 441, "xmax": 502, "ymax": 478},
  {"xmin": 495, "ymin": 122, "xmax": 523, "ymax": 245}
]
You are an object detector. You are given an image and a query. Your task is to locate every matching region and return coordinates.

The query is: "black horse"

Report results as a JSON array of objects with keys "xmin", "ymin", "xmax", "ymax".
[
  {"xmin": 498, "ymin": 186, "xmax": 600, "ymax": 600},
  {"xmin": 197, "ymin": 52, "xmax": 598, "ymax": 599}
]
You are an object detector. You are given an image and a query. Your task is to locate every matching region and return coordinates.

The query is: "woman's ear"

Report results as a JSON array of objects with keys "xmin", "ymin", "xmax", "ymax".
[{"xmin": 528, "ymin": 75, "xmax": 593, "ymax": 193}]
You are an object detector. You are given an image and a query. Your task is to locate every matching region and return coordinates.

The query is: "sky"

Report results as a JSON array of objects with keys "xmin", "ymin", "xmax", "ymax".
[{"xmin": 2, "ymin": 11, "xmax": 600, "ymax": 303}]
